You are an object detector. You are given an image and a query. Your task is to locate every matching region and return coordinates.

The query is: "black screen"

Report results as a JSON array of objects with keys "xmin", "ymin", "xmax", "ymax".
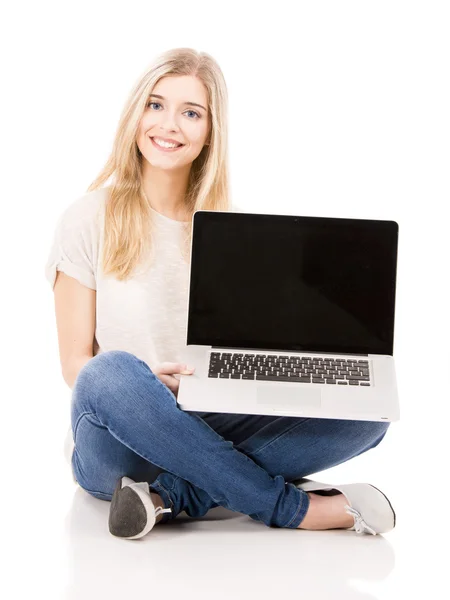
[{"xmin": 187, "ymin": 211, "xmax": 398, "ymax": 356}]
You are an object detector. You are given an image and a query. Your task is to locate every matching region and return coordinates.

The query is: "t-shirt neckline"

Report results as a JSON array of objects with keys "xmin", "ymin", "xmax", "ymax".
[{"xmin": 148, "ymin": 204, "xmax": 189, "ymax": 224}]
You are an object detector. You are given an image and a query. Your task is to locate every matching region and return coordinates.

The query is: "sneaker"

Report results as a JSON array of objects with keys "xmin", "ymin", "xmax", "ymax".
[
  {"xmin": 293, "ymin": 477, "xmax": 396, "ymax": 535},
  {"xmin": 108, "ymin": 476, "xmax": 172, "ymax": 540}
]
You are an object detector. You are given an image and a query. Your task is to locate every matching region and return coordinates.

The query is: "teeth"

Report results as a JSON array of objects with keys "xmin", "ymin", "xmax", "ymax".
[{"xmin": 153, "ymin": 137, "xmax": 181, "ymax": 149}]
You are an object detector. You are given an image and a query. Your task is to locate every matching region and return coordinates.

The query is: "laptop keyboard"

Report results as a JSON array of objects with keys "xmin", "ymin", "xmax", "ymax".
[{"xmin": 208, "ymin": 352, "xmax": 371, "ymax": 386}]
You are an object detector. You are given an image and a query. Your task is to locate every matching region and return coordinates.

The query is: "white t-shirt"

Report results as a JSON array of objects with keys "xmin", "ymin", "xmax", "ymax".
[{"xmin": 45, "ymin": 186, "xmax": 241, "ymax": 472}]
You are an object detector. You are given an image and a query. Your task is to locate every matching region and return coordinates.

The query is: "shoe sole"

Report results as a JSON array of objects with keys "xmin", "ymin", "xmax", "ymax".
[
  {"xmin": 368, "ymin": 483, "xmax": 396, "ymax": 528},
  {"xmin": 108, "ymin": 477, "xmax": 157, "ymax": 540}
]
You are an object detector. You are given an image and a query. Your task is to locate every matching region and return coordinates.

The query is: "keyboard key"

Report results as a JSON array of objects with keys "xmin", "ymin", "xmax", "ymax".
[{"xmin": 255, "ymin": 375, "xmax": 309, "ymax": 383}]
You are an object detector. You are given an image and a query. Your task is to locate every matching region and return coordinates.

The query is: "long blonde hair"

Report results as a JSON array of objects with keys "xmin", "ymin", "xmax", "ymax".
[{"xmin": 87, "ymin": 47, "xmax": 232, "ymax": 280}]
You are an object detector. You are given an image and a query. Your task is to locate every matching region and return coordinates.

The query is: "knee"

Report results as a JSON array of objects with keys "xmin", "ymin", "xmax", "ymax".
[
  {"xmin": 79, "ymin": 350, "xmax": 148, "ymax": 380},
  {"xmin": 72, "ymin": 351, "xmax": 153, "ymax": 419},
  {"xmin": 368, "ymin": 421, "xmax": 390, "ymax": 449},
  {"xmin": 71, "ymin": 449, "xmax": 116, "ymax": 500},
  {"xmin": 74, "ymin": 350, "xmax": 152, "ymax": 399},
  {"xmin": 355, "ymin": 420, "xmax": 390, "ymax": 452},
  {"xmin": 78, "ymin": 483, "xmax": 114, "ymax": 502}
]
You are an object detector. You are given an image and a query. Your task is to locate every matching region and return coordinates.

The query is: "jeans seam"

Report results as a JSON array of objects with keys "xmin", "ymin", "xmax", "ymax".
[
  {"xmin": 72, "ymin": 411, "xmax": 96, "ymax": 441},
  {"xmin": 250, "ymin": 420, "xmax": 307, "ymax": 457},
  {"xmin": 165, "ymin": 475, "xmax": 180, "ymax": 494},
  {"xmin": 285, "ymin": 485, "xmax": 307, "ymax": 528},
  {"xmin": 152, "ymin": 480, "xmax": 175, "ymax": 512},
  {"xmin": 80, "ymin": 487, "xmax": 112, "ymax": 499},
  {"xmin": 72, "ymin": 449, "xmax": 113, "ymax": 498}
]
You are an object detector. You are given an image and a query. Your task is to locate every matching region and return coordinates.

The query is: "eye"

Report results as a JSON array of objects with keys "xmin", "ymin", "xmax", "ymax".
[{"xmin": 147, "ymin": 102, "xmax": 200, "ymax": 119}]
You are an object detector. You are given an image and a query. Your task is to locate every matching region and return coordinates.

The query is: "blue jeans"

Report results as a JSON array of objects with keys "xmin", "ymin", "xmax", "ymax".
[{"xmin": 71, "ymin": 350, "xmax": 390, "ymax": 529}]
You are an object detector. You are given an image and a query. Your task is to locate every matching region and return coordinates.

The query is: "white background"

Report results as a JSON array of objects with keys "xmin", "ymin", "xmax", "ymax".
[{"xmin": 2, "ymin": 1, "xmax": 449, "ymax": 598}]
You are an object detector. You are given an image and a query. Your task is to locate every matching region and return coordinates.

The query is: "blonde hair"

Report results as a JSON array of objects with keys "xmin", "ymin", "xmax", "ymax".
[{"xmin": 87, "ymin": 47, "xmax": 232, "ymax": 280}]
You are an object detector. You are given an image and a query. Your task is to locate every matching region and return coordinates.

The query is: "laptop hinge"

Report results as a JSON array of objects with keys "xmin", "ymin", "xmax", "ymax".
[{"xmin": 211, "ymin": 346, "xmax": 369, "ymax": 357}]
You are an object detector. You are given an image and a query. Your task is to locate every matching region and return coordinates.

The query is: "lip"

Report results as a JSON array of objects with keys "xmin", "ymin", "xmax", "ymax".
[{"xmin": 150, "ymin": 136, "xmax": 184, "ymax": 152}]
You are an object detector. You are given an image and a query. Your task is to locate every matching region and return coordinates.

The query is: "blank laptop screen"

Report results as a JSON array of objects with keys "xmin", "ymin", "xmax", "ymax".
[{"xmin": 186, "ymin": 211, "xmax": 398, "ymax": 356}]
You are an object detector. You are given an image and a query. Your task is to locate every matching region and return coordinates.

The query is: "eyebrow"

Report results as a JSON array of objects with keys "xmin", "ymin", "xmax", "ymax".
[{"xmin": 148, "ymin": 94, "xmax": 207, "ymax": 112}]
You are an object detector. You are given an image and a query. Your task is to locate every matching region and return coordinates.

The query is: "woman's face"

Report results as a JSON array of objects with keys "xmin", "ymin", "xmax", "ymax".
[{"xmin": 137, "ymin": 75, "xmax": 211, "ymax": 171}]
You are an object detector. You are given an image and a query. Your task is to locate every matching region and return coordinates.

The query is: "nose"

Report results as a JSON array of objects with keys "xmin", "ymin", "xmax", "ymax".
[{"xmin": 158, "ymin": 110, "xmax": 180, "ymax": 132}]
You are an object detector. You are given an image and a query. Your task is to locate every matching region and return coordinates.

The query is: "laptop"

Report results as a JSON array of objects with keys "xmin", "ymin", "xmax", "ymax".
[{"xmin": 177, "ymin": 210, "xmax": 400, "ymax": 422}]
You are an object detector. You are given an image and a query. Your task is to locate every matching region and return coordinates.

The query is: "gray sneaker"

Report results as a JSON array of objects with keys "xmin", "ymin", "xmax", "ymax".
[
  {"xmin": 293, "ymin": 477, "xmax": 396, "ymax": 535},
  {"xmin": 108, "ymin": 476, "xmax": 172, "ymax": 540}
]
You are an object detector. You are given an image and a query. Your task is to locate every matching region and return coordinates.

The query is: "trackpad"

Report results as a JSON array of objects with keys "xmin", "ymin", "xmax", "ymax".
[{"xmin": 256, "ymin": 383, "xmax": 322, "ymax": 409}]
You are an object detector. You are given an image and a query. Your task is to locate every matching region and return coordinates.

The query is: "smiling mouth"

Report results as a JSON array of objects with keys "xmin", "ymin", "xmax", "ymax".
[{"xmin": 150, "ymin": 136, "xmax": 184, "ymax": 148}]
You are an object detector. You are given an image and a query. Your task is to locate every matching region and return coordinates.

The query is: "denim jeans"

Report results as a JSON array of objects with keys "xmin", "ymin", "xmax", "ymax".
[{"xmin": 71, "ymin": 350, "xmax": 390, "ymax": 529}]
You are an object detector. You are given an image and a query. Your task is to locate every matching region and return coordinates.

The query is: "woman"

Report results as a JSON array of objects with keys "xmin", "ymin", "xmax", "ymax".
[{"xmin": 45, "ymin": 47, "xmax": 395, "ymax": 540}]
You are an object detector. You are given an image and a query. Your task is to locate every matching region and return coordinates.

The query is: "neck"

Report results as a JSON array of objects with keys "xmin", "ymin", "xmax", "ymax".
[{"xmin": 142, "ymin": 161, "xmax": 191, "ymax": 221}]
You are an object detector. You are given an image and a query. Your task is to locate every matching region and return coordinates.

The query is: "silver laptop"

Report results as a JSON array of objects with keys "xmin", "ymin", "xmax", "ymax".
[{"xmin": 178, "ymin": 210, "xmax": 400, "ymax": 422}]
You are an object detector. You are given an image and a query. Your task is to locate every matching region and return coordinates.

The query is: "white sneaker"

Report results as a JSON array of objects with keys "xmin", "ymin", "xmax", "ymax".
[
  {"xmin": 108, "ymin": 476, "xmax": 172, "ymax": 540},
  {"xmin": 293, "ymin": 477, "xmax": 396, "ymax": 535}
]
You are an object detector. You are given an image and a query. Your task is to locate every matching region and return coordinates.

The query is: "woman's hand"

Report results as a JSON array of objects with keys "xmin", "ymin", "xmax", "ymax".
[{"xmin": 152, "ymin": 362, "xmax": 195, "ymax": 399}]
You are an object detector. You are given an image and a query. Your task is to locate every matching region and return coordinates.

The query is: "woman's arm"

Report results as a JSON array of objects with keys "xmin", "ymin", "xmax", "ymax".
[
  {"xmin": 63, "ymin": 354, "xmax": 94, "ymax": 390},
  {"xmin": 53, "ymin": 270, "xmax": 96, "ymax": 389}
]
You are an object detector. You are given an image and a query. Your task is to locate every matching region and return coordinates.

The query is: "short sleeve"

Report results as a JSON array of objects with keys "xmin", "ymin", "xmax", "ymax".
[{"xmin": 44, "ymin": 198, "xmax": 98, "ymax": 291}]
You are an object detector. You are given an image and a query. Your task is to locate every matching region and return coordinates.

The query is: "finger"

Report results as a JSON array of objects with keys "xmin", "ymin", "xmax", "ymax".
[
  {"xmin": 159, "ymin": 362, "xmax": 187, "ymax": 374},
  {"xmin": 162, "ymin": 373, "xmax": 183, "ymax": 392},
  {"xmin": 163, "ymin": 362, "xmax": 195, "ymax": 375}
]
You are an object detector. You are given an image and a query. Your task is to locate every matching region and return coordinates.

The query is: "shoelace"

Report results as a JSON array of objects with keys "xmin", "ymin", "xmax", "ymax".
[
  {"xmin": 155, "ymin": 506, "xmax": 172, "ymax": 517},
  {"xmin": 131, "ymin": 482, "xmax": 173, "ymax": 517},
  {"xmin": 344, "ymin": 505, "xmax": 377, "ymax": 535}
]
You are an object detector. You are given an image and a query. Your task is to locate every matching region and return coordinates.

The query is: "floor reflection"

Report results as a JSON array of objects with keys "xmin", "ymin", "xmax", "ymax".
[{"xmin": 63, "ymin": 486, "xmax": 395, "ymax": 599}]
